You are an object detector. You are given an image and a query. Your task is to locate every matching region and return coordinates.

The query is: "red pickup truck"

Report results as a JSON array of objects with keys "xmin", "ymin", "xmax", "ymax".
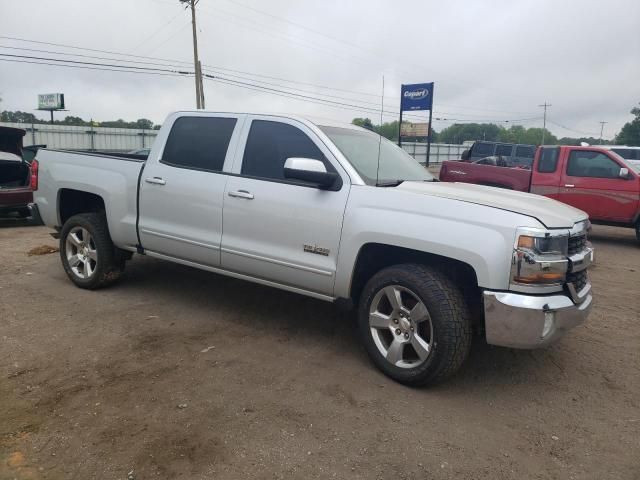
[{"xmin": 440, "ymin": 145, "xmax": 640, "ymax": 241}]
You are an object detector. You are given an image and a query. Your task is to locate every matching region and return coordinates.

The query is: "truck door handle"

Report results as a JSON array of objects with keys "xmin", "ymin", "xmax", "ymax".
[
  {"xmin": 145, "ymin": 177, "xmax": 166, "ymax": 185},
  {"xmin": 228, "ymin": 189, "xmax": 254, "ymax": 200},
  {"xmin": 564, "ymin": 184, "xmax": 575, "ymax": 188}
]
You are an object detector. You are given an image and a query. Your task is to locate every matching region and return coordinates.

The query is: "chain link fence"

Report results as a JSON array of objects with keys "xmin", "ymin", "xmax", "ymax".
[
  {"xmin": 2, "ymin": 122, "xmax": 466, "ymax": 162},
  {"xmin": 1, "ymin": 122, "xmax": 158, "ymax": 152},
  {"xmin": 400, "ymin": 142, "xmax": 466, "ymax": 165}
]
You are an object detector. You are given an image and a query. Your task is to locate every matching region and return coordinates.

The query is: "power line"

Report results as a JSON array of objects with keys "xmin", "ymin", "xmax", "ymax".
[
  {"xmin": 0, "ymin": 35, "xmax": 539, "ymax": 117},
  {"xmin": 0, "ymin": 35, "xmax": 194, "ymax": 67},
  {"xmin": 0, "ymin": 44, "xmax": 188, "ymax": 69},
  {"xmin": 0, "ymin": 57, "xmax": 189, "ymax": 77},
  {"xmin": 130, "ymin": 10, "xmax": 185, "ymax": 53},
  {"xmin": 0, "ymin": 52, "xmax": 191, "ymax": 74},
  {"xmin": 142, "ymin": 21, "xmax": 192, "ymax": 56},
  {"xmin": 546, "ymin": 120, "xmax": 599, "ymax": 137},
  {"xmin": 0, "ymin": 44, "xmax": 533, "ymax": 122},
  {"xmin": 0, "ymin": 49, "xmax": 547, "ymax": 126}
]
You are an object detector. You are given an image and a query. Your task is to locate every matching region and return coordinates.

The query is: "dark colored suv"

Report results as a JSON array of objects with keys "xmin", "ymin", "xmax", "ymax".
[{"xmin": 462, "ymin": 141, "xmax": 536, "ymax": 168}]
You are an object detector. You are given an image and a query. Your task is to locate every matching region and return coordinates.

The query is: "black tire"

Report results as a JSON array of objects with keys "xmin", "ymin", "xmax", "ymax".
[
  {"xmin": 636, "ymin": 220, "xmax": 640, "ymax": 244},
  {"xmin": 59, "ymin": 213, "xmax": 125, "ymax": 289},
  {"xmin": 358, "ymin": 264, "xmax": 472, "ymax": 386}
]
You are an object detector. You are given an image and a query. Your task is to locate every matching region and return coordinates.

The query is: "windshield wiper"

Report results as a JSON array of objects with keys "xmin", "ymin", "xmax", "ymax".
[{"xmin": 376, "ymin": 180, "xmax": 404, "ymax": 187}]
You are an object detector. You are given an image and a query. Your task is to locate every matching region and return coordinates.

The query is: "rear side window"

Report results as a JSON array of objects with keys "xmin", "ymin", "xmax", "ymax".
[
  {"xmin": 495, "ymin": 144, "xmax": 513, "ymax": 156},
  {"xmin": 515, "ymin": 145, "xmax": 535, "ymax": 158},
  {"xmin": 566, "ymin": 150, "xmax": 621, "ymax": 178},
  {"xmin": 612, "ymin": 148, "xmax": 640, "ymax": 161},
  {"xmin": 241, "ymin": 120, "xmax": 328, "ymax": 181},
  {"xmin": 162, "ymin": 116, "xmax": 237, "ymax": 172},
  {"xmin": 472, "ymin": 142, "xmax": 495, "ymax": 157},
  {"xmin": 537, "ymin": 148, "xmax": 559, "ymax": 173}
]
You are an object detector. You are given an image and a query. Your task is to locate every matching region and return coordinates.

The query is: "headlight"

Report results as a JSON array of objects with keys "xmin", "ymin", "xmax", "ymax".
[
  {"xmin": 511, "ymin": 228, "xmax": 569, "ymax": 291},
  {"xmin": 517, "ymin": 234, "xmax": 568, "ymax": 256}
]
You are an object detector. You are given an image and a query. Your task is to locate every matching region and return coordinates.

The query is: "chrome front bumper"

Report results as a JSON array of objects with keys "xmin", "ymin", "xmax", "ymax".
[{"xmin": 483, "ymin": 283, "xmax": 592, "ymax": 349}]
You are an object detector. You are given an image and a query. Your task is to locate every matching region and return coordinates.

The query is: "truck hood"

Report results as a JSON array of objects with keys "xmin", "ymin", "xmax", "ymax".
[{"xmin": 398, "ymin": 181, "xmax": 587, "ymax": 229}]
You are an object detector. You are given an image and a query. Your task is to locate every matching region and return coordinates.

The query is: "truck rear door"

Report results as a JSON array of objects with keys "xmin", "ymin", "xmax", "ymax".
[
  {"xmin": 557, "ymin": 148, "xmax": 638, "ymax": 222},
  {"xmin": 138, "ymin": 113, "xmax": 245, "ymax": 266},
  {"xmin": 530, "ymin": 147, "xmax": 562, "ymax": 200}
]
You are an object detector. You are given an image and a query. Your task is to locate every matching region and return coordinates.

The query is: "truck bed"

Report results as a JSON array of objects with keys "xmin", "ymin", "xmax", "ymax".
[
  {"xmin": 35, "ymin": 149, "xmax": 146, "ymax": 250},
  {"xmin": 439, "ymin": 160, "xmax": 532, "ymax": 191}
]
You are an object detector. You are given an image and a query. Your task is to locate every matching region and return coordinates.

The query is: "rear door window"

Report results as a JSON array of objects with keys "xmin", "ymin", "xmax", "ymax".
[
  {"xmin": 566, "ymin": 150, "xmax": 621, "ymax": 179},
  {"xmin": 162, "ymin": 116, "xmax": 237, "ymax": 172},
  {"xmin": 515, "ymin": 145, "xmax": 535, "ymax": 158},
  {"xmin": 495, "ymin": 144, "xmax": 513, "ymax": 157},
  {"xmin": 472, "ymin": 142, "xmax": 495, "ymax": 158},
  {"xmin": 537, "ymin": 147, "xmax": 559, "ymax": 173}
]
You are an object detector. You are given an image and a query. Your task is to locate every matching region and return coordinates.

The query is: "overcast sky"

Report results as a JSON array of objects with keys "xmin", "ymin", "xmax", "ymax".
[{"xmin": 1, "ymin": 0, "xmax": 638, "ymax": 139}]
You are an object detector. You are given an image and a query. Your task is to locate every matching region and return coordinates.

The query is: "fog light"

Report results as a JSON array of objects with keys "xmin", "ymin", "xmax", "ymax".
[{"xmin": 542, "ymin": 311, "xmax": 555, "ymax": 338}]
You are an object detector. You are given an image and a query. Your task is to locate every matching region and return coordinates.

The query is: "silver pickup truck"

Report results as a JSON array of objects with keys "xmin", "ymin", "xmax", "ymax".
[{"xmin": 32, "ymin": 111, "xmax": 594, "ymax": 386}]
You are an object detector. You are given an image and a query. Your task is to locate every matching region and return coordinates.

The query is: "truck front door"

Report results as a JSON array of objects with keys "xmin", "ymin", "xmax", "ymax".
[
  {"xmin": 220, "ymin": 117, "xmax": 350, "ymax": 297},
  {"xmin": 138, "ymin": 114, "xmax": 245, "ymax": 266},
  {"xmin": 557, "ymin": 149, "xmax": 639, "ymax": 222}
]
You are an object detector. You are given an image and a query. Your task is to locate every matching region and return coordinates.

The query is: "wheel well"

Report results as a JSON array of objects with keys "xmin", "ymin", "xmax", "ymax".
[
  {"xmin": 349, "ymin": 243, "xmax": 482, "ymax": 322},
  {"xmin": 58, "ymin": 189, "xmax": 105, "ymax": 225}
]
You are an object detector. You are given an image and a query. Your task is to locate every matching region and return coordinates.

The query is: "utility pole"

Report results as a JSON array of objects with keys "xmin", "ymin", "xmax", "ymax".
[
  {"xmin": 538, "ymin": 102, "xmax": 551, "ymax": 144},
  {"xmin": 599, "ymin": 121, "xmax": 608, "ymax": 144},
  {"xmin": 180, "ymin": 0, "xmax": 205, "ymax": 109}
]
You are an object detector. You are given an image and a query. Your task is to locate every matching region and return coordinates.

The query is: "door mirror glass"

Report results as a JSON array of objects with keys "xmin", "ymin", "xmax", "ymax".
[
  {"xmin": 284, "ymin": 157, "xmax": 339, "ymax": 189},
  {"xmin": 619, "ymin": 167, "xmax": 630, "ymax": 179}
]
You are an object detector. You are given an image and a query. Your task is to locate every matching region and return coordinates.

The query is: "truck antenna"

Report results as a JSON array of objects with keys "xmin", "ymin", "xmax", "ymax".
[{"xmin": 375, "ymin": 75, "xmax": 385, "ymax": 186}]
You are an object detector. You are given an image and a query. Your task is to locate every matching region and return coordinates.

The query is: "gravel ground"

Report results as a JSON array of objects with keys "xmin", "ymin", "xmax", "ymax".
[{"xmin": 1, "ymin": 222, "xmax": 639, "ymax": 479}]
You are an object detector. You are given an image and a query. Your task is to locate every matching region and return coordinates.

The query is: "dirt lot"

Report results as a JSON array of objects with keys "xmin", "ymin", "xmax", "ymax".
[{"xmin": 1, "ymin": 222, "xmax": 639, "ymax": 479}]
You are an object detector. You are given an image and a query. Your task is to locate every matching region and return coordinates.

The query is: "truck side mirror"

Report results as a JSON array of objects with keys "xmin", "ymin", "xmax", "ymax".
[
  {"xmin": 619, "ymin": 167, "xmax": 630, "ymax": 179},
  {"xmin": 284, "ymin": 157, "xmax": 340, "ymax": 190},
  {"xmin": 461, "ymin": 149, "xmax": 470, "ymax": 161}
]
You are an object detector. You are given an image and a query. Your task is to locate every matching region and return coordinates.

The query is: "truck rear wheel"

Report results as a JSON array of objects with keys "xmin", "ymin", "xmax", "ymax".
[
  {"xmin": 59, "ymin": 213, "xmax": 125, "ymax": 289},
  {"xmin": 358, "ymin": 264, "xmax": 472, "ymax": 386}
]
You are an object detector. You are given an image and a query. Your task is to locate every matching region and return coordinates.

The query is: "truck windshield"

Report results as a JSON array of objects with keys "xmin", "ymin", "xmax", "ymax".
[{"xmin": 319, "ymin": 126, "xmax": 433, "ymax": 185}]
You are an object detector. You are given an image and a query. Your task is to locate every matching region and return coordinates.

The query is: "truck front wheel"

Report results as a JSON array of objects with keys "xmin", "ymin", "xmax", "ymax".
[
  {"xmin": 358, "ymin": 264, "xmax": 472, "ymax": 386},
  {"xmin": 59, "ymin": 213, "xmax": 125, "ymax": 289}
]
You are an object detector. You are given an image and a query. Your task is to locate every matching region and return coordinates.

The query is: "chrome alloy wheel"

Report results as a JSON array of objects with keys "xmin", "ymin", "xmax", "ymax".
[
  {"xmin": 65, "ymin": 226, "xmax": 98, "ymax": 279},
  {"xmin": 369, "ymin": 285, "xmax": 434, "ymax": 369}
]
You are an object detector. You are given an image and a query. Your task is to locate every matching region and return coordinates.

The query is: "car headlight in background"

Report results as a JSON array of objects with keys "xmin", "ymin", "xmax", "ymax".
[{"xmin": 511, "ymin": 228, "xmax": 569, "ymax": 291}]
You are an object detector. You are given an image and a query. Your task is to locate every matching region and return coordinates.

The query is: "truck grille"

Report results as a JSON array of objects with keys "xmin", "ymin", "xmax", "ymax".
[
  {"xmin": 568, "ymin": 234, "xmax": 587, "ymax": 256},
  {"xmin": 567, "ymin": 270, "xmax": 588, "ymax": 292}
]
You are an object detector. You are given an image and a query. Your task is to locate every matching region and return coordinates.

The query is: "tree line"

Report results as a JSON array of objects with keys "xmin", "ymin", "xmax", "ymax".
[
  {"xmin": 0, "ymin": 110, "xmax": 160, "ymax": 130},
  {"xmin": 353, "ymin": 103, "xmax": 640, "ymax": 146}
]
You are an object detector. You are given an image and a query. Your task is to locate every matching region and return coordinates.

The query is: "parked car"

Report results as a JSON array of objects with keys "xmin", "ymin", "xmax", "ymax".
[
  {"xmin": 33, "ymin": 112, "xmax": 594, "ymax": 386},
  {"xmin": 0, "ymin": 126, "xmax": 33, "ymax": 218},
  {"xmin": 460, "ymin": 141, "xmax": 536, "ymax": 168},
  {"xmin": 440, "ymin": 145, "xmax": 640, "ymax": 241}
]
